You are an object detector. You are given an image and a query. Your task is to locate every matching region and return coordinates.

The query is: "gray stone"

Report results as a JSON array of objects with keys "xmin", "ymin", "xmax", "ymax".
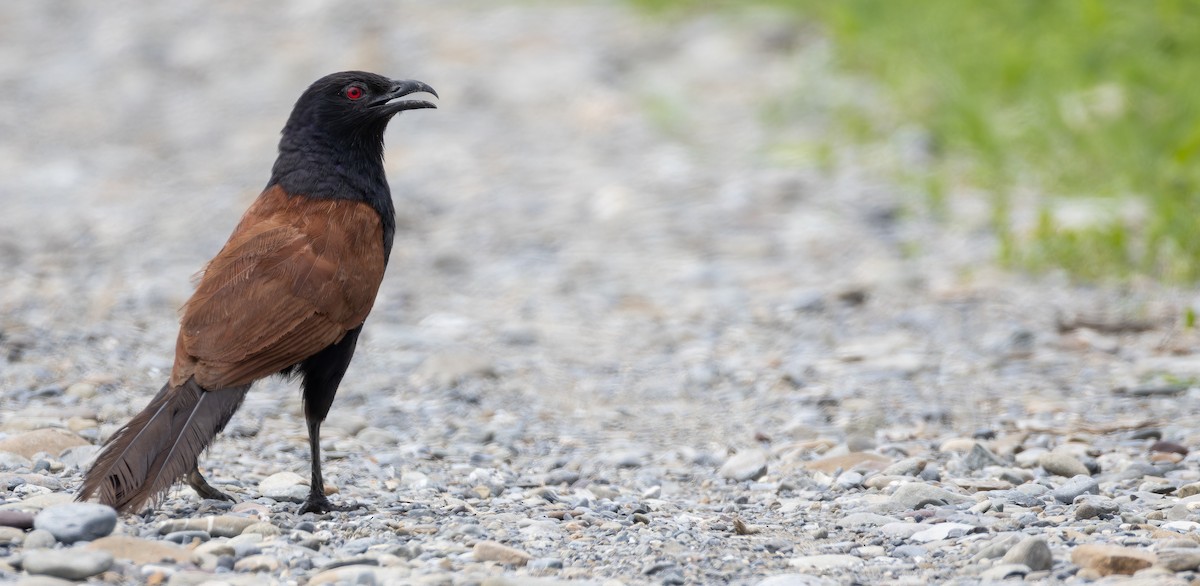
[
  {"xmin": 756, "ymin": 574, "xmax": 839, "ymax": 586},
  {"xmin": 158, "ymin": 515, "xmax": 257, "ymax": 538},
  {"xmin": 1157, "ymin": 548, "xmax": 1200, "ymax": 572},
  {"xmin": 882, "ymin": 457, "xmax": 926, "ymax": 477},
  {"xmin": 889, "ymin": 482, "xmax": 973, "ymax": 508},
  {"xmin": 33, "ymin": 503, "xmax": 117, "ymax": 544},
  {"xmin": 57, "ymin": 445, "xmax": 100, "ymax": 470},
  {"xmin": 1038, "ymin": 450, "xmax": 1089, "ymax": 477},
  {"xmin": 892, "ymin": 545, "xmax": 928, "ymax": 558},
  {"xmin": 878, "ymin": 522, "xmax": 925, "ymax": 539},
  {"xmin": 964, "ymin": 443, "xmax": 1005, "ymax": 471},
  {"xmin": 910, "ymin": 522, "xmax": 977, "ymax": 542},
  {"xmin": 1074, "ymin": 495, "xmax": 1119, "ymax": 519},
  {"xmin": 787, "ymin": 554, "xmax": 862, "ymax": 570},
  {"xmin": 23, "ymin": 529, "xmax": 57, "ymax": 549},
  {"xmin": 972, "ymin": 533, "xmax": 1022, "ymax": 561},
  {"xmin": 21, "ymin": 549, "xmax": 113, "ymax": 580},
  {"xmin": 258, "ymin": 471, "xmax": 308, "ymax": 502},
  {"xmin": 980, "ymin": 563, "xmax": 1030, "ymax": 580},
  {"xmin": 719, "ymin": 449, "xmax": 768, "ymax": 481},
  {"xmin": 1052, "ymin": 475, "xmax": 1100, "ymax": 504},
  {"xmin": 839, "ymin": 512, "xmax": 899, "ymax": 527},
  {"xmin": 1000, "ymin": 536, "xmax": 1052, "ymax": 571}
]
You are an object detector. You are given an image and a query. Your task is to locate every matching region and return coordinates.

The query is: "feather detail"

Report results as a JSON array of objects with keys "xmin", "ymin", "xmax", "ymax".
[{"xmin": 77, "ymin": 378, "xmax": 248, "ymax": 513}]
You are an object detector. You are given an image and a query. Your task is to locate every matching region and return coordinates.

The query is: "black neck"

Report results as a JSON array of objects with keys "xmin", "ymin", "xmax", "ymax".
[{"xmin": 267, "ymin": 128, "xmax": 396, "ymax": 262}]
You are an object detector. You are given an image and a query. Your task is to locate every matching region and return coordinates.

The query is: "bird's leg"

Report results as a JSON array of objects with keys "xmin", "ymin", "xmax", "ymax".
[
  {"xmin": 299, "ymin": 418, "xmax": 335, "ymax": 514},
  {"xmin": 187, "ymin": 465, "xmax": 234, "ymax": 502},
  {"xmin": 297, "ymin": 326, "xmax": 364, "ymax": 514}
]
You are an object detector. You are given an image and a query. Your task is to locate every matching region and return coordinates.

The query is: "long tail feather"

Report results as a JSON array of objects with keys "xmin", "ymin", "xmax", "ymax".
[{"xmin": 77, "ymin": 377, "xmax": 249, "ymax": 513}]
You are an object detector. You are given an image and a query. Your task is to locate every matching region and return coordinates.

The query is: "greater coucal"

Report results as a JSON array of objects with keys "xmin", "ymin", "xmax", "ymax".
[{"xmin": 77, "ymin": 71, "xmax": 436, "ymax": 514}]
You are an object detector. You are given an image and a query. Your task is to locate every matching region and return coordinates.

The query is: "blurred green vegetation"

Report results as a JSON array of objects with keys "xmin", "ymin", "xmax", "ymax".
[{"xmin": 636, "ymin": 0, "xmax": 1200, "ymax": 281}]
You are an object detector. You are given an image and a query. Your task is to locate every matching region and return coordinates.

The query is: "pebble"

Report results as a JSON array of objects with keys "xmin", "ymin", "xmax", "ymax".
[
  {"xmin": 0, "ymin": 526, "xmax": 25, "ymax": 545},
  {"xmin": 1157, "ymin": 548, "xmax": 1200, "ymax": 571},
  {"xmin": 1074, "ymin": 494, "xmax": 1119, "ymax": 519},
  {"xmin": 888, "ymin": 482, "xmax": 973, "ymax": 508},
  {"xmin": 980, "ymin": 563, "xmax": 1030, "ymax": 580},
  {"xmin": 1052, "ymin": 475, "xmax": 1100, "ymax": 503},
  {"xmin": 473, "ymin": 540, "xmax": 533, "ymax": 566},
  {"xmin": 756, "ymin": 575, "xmax": 839, "ymax": 586},
  {"xmin": 1039, "ymin": 449, "xmax": 1090, "ymax": 477},
  {"xmin": 719, "ymin": 449, "xmax": 768, "ymax": 481},
  {"xmin": 1000, "ymin": 536, "xmax": 1053, "ymax": 571},
  {"xmin": 33, "ymin": 503, "xmax": 117, "ymax": 544},
  {"xmin": 0, "ymin": 429, "xmax": 89, "ymax": 459},
  {"xmin": 258, "ymin": 471, "xmax": 309, "ymax": 502},
  {"xmin": 910, "ymin": 522, "xmax": 976, "ymax": 542},
  {"xmin": 0, "ymin": 510, "xmax": 35, "ymax": 529},
  {"xmin": 86, "ymin": 535, "xmax": 190, "ymax": 564},
  {"xmin": 158, "ymin": 515, "xmax": 257, "ymax": 538},
  {"xmin": 234, "ymin": 554, "xmax": 281, "ymax": 572},
  {"xmin": 787, "ymin": 554, "xmax": 863, "ymax": 570},
  {"xmin": 21, "ymin": 549, "xmax": 114, "ymax": 580},
  {"xmin": 23, "ymin": 529, "xmax": 57, "ymax": 549},
  {"xmin": 1071, "ymin": 544, "xmax": 1155, "ymax": 576}
]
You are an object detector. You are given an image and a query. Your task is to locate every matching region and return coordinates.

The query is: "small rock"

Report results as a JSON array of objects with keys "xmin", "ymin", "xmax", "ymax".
[
  {"xmin": 21, "ymin": 549, "xmax": 114, "ymax": 580},
  {"xmin": 1150, "ymin": 441, "xmax": 1188, "ymax": 456},
  {"xmin": 57, "ymin": 445, "xmax": 100, "ymax": 470},
  {"xmin": 803, "ymin": 452, "xmax": 891, "ymax": 474},
  {"xmin": 473, "ymin": 540, "xmax": 532, "ymax": 566},
  {"xmin": 308, "ymin": 565, "xmax": 382, "ymax": 585},
  {"xmin": 527, "ymin": 557, "xmax": 563, "ymax": 570},
  {"xmin": 972, "ymin": 533, "xmax": 1021, "ymax": 561},
  {"xmin": 163, "ymin": 530, "xmax": 210, "ymax": 545},
  {"xmin": 888, "ymin": 482, "xmax": 973, "ymax": 508},
  {"xmin": 910, "ymin": 522, "xmax": 977, "ymax": 543},
  {"xmin": 258, "ymin": 471, "xmax": 308, "ymax": 501},
  {"xmin": 1051, "ymin": 475, "xmax": 1100, "ymax": 504},
  {"xmin": 1175, "ymin": 482, "xmax": 1200, "ymax": 498},
  {"xmin": 158, "ymin": 515, "xmax": 257, "ymax": 538},
  {"xmin": 234, "ymin": 554, "xmax": 281, "ymax": 572},
  {"xmin": 1071, "ymin": 544, "xmax": 1155, "ymax": 576},
  {"xmin": 1039, "ymin": 449, "xmax": 1090, "ymax": 477},
  {"xmin": 963, "ymin": 443, "xmax": 1005, "ymax": 471},
  {"xmin": 1157, "ymin": 548, "xmax": 1200, "ymax": 572},
  {"xmin": 756, "ymin": 574, "xmax": 838, "ymax": 586},
  {"xmin": 1000, "ymin": 536, "xmax": 1053, "ymax": 571},
  {"xmin": 787, "ymin": 554, "xmax": 863, "ymax": 570},
  {"xmin": 0, "ymin": 510, "xmax": 35, "ymax": 529},
  {"xmin": 0, "ymin": 526, "xmax": 24, "ymax": 545},
  {"xmin": 980, "ymin": 564, "xmax": 1030, "ymax": 580},
  {"xmin": 839, "ymin": 513, "xmax": 899, "ymax": 528},
  {"xmin": 86, "ymin": 535, "xmax": 189, "ymax": 564},
  {"xmin": 33, "ymin": 503, "xmax": 117, "ymax": 544},
  {"xmin": 878, "ymin": 522, "xmax": 925, "ymax": 539},
  {"xmin": 243, "ymin": 522, "xmax": 281, "ymax": 536},
  {"xmin": 0, "ymin": 429, "xmax": 89, "ymax": 459},
  {"xmin": 719, "ymin": 450, "xmax": 768, "ymax": 481},
  {"xmin": 23, "ymin": 529, "xmax": 56, "ymax": 549},
  {"xmin": 882, "ymin": 457, "xmax": 926, "ymax": 477},
  {"xmin": 1074, "ymin": 495, "xmax": 1119, "ymax": 519}
]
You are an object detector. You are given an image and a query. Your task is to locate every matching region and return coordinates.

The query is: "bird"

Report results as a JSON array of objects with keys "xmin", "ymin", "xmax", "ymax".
[{"xmin": 77, "ymin": 71, "xmax": 437, "ymax": 514}]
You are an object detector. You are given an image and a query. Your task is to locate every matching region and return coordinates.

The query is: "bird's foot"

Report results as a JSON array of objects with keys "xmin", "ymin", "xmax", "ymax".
[
  {"xmin": 298, "ymin": 493, "xmax": 363, "ymax": 514},
  {"xmin": 187, "ymin": 468, "xmax": 235, "ymax": 503}
]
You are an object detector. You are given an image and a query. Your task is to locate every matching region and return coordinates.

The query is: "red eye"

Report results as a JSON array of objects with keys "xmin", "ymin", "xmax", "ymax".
[{"xmin": 346, "ymin": 86, "xmax": 364, "ymax": 100}]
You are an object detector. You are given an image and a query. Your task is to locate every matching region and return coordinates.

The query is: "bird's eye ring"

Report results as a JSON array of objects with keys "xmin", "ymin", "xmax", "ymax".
[{"xmin": 345, "ymin": 86, "xmax": 364, "ymax": 101}]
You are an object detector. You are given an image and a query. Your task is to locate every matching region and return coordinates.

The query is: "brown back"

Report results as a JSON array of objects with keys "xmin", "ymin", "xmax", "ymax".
[{"xmin": 171, "ymin": 185, "xmax": 386, "ymax": 389}]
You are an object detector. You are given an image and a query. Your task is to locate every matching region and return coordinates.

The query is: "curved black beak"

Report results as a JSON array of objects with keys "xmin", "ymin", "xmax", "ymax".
[{"xmin": 373, "ymin": 79, "xmax": 438, "ymax": 114}]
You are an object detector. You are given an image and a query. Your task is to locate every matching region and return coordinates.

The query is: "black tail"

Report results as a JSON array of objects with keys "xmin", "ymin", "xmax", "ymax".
[{"xmin": 77, "ymin": 377, "xmax": 248, "ymax": 513}]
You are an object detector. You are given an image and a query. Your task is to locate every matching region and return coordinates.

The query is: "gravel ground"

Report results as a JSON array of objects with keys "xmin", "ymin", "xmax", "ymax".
[{"xmin": 5, "ymin": 1, "xmax": 1200, "ymax": 585}]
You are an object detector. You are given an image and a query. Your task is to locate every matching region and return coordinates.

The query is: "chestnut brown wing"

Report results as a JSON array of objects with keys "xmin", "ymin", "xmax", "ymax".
[{"xmin": 170, "ymin": 187, "xmax": 386, "ymax": 389}]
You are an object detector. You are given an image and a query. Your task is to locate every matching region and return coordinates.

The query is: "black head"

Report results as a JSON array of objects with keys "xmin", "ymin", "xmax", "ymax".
[{"xmin": 281, "ymin": 71, "xmax": 438, "ymax": 145}]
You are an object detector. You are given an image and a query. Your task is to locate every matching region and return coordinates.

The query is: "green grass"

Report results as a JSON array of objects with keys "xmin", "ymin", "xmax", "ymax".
[{"xmin": 636, "ymin": 0, "xmax": 1200, "ymax": 281}]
